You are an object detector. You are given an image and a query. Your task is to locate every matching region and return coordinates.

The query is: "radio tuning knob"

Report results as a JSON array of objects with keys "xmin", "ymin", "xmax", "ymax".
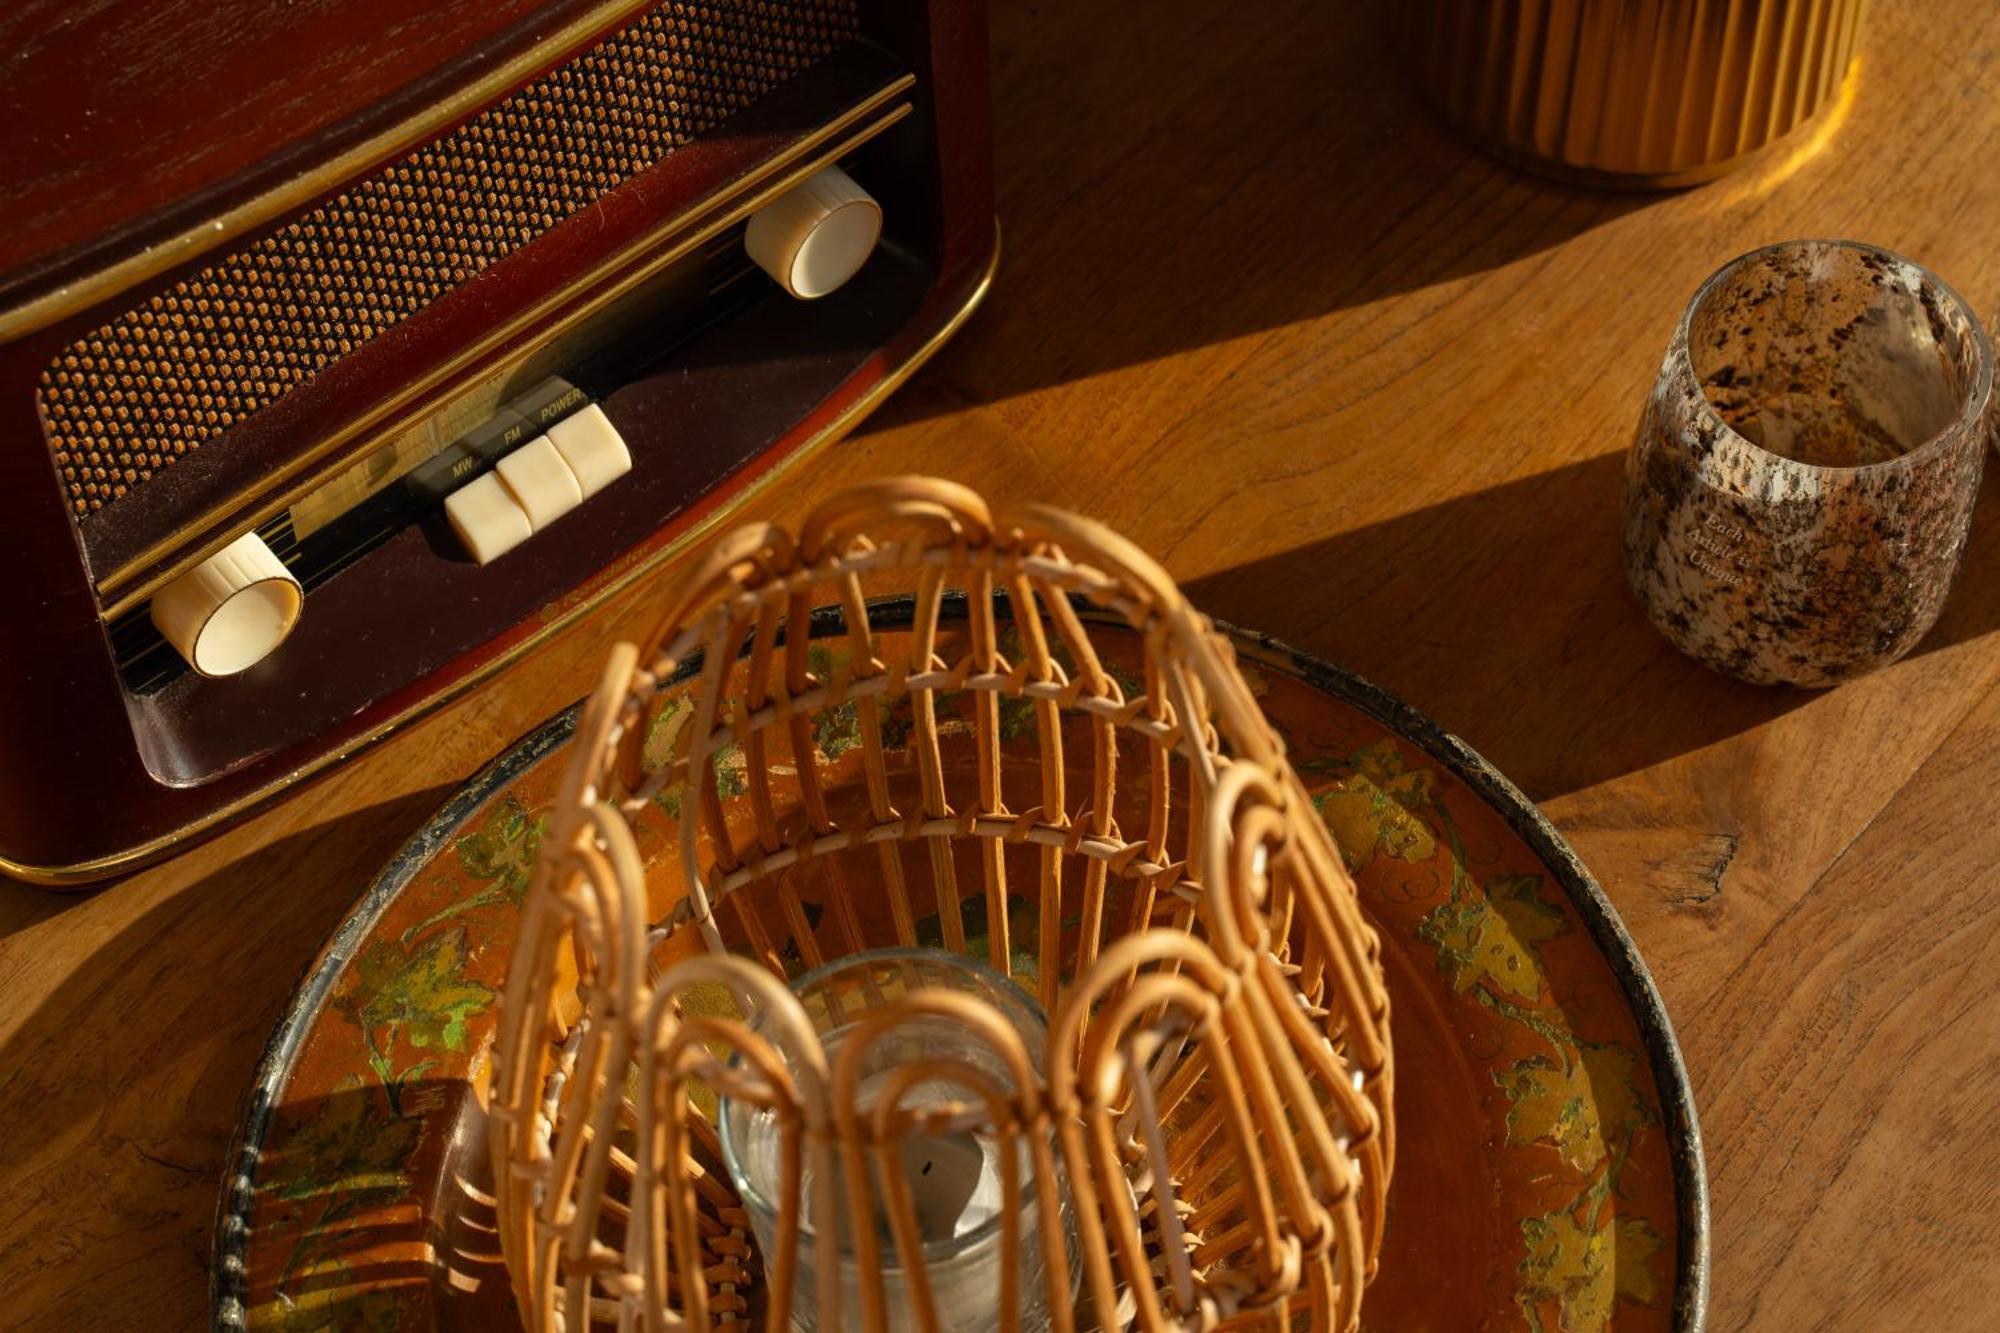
[
  {"xmin": 744, "ymin": 164, "xmax": 883, "ymax": 299},
  {"xmin": 149, "ymin": 531, "xmax": 303, "ymax": 677}
]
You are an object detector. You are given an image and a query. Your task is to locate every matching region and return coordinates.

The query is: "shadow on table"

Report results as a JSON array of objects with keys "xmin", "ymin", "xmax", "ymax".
[
  {"xmin": 0, "ymin": 782, "xmax": 454, "ymax": 1324},
  {"xmin": 1184, "ymin": 453, "xmax": 2000, "ymax": 802},
  {"xmin": 889, "ymin": 0, "xmax": 1659, "ymax": 421}
]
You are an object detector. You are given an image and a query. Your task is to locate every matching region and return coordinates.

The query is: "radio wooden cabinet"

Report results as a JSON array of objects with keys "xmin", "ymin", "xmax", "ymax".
[{"xmin": 0, "ymin": 0, "xmax": 996, "ymax": 882}]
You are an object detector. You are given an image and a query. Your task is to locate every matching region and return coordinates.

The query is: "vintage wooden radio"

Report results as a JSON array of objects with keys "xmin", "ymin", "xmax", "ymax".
[{"xmin": 0, "ymin": 0, "xmax": 995, "ymax": 883}]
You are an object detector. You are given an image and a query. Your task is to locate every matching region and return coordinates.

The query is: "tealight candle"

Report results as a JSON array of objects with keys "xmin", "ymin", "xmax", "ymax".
[{"xmin": 719, "ymin": 948, "xmax": 1074, "ymax": 1331}]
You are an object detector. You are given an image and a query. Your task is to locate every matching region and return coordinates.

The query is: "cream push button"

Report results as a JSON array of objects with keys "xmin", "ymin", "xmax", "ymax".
[
  {"xmin": 445, "ymin": 472, "xmax": 534, "ymax": 565},
  {"xmin": 744, "ymin": 164, "xmax": 882, "ymax": 299},
  {"xmin": 150, "ymin": 531, "xmax": 303, "ymax": 677},
  {"xmin": 444, "ymin": 409, "xmax": 628, "ymax": 563},
  {"xmin": 545, "ymin": 405, "xmax": 631, "ymax": 499},
  {"xmin": 494, "ymin": 436, "xmax": 583, "ymax": 530}
]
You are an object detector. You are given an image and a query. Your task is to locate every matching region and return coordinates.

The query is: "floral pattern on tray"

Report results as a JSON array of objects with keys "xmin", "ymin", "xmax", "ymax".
[{"xmin": 226, "ymin": 621, "xmax": 1693, "ymax": 1332}]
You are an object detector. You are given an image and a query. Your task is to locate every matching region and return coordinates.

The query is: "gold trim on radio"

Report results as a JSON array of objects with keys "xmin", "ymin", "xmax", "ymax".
[
  {"xmin": 0, "ymin": 225, "xmax": 1001, "ymax": 885},
  {"xmin": 96, "ymin": 79, "xmax": 916, "ymax": 615},
  {"xmin": 0, "ymin": 0, "xmax": 658, "ymax": 345}
]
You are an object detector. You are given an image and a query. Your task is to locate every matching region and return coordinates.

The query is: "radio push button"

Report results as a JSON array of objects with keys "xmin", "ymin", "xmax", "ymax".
[
  {"xmin": 442, "ymin": 402, "xmax": 628, "ymax": 564},
  {"xmin": 445, "ymin": 473, "xmax": 533, "ymax": 565},
  {"xmin": 545, "ymin": 405, "xmax": 630, "ymax": 499},
  {"xmin": 494, "ymin": 436, "xmax": 583, "ymax": 530},
  {"xmin": 745, "ymin": 163, "xmax": 882, "ymax": 299},
  {"xmin": 150, "ymin": 531, "xmax": 303, "ymax": 677}
]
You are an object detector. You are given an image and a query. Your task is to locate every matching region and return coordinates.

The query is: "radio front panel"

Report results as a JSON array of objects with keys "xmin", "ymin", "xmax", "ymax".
[{"xmin": 42, "ymin": 1, "xmax": 862, "ymax": 526}]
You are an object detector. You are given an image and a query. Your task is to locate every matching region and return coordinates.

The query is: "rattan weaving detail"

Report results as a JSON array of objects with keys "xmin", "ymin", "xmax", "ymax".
[
  {"xmin": 490, "ymin": 478, "xmax": 1396, "ymax": 1331},
  {"xmin": 37, "ymin": 0, "xmax": 860, "ymax": 516}
]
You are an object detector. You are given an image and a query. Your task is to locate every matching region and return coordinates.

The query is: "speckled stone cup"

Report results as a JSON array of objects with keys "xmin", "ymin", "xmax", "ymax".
[{"xmin": 1623, "ymin": 240, "xmax": 1993, "ymax": 687}]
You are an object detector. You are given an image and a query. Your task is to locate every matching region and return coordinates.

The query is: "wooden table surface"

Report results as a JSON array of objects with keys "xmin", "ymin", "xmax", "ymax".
[{"xmin": 6, "ymin": 1, "xmax": 1999, "ymax": 1328}]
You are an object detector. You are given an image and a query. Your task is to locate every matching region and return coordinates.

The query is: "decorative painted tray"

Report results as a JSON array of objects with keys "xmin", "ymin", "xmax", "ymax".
[{"xmin": 212, "ymin": 606, "xmax": 1707, "ymax": 1331}]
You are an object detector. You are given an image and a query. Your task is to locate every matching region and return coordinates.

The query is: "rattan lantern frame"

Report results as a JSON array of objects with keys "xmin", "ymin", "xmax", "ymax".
[{"xmin": 488, "ymin": 477, "xmax": 1395, "ymax": 1332}]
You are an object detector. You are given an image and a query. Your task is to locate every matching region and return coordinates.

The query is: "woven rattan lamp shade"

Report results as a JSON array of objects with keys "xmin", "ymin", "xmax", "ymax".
[{"xmin": 487, "ymin": 478, "xmax": 1395, "ymax": 1331}]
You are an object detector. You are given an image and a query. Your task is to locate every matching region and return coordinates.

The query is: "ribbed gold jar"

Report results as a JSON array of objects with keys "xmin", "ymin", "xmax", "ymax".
[{"xmin": 1402, "ymin": 0, "xmax": 1867, "ymax": 187}]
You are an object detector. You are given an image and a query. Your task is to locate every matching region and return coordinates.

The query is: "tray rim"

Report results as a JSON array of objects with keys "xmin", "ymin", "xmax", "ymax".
[
  {"xmin": 210, "ymin": 597, "xmax": 1710, "ymax": 1332},
  {"xmin": 1225, "ymin": 623, "xmax": 1710, "ymax": 1333}
]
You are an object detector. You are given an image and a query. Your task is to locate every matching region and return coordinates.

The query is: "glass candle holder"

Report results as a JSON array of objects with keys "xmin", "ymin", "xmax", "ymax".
[
  {"xmin": 1623, "ymin": 239, "xmax": 1993, "ymax": 686},
  {"xmin": 719, "ymin": 948, "xmax": 1077, "ymax": 1332}
]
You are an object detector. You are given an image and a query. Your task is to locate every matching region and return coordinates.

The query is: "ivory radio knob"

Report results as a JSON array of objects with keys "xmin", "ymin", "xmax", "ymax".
[
  {"xmin": 744, "ymin": 164, "xmax": 882, "ymax": 299},
  {"xmin": 149, "ymin": 531, "xmax": 303, "ymax": 677}
]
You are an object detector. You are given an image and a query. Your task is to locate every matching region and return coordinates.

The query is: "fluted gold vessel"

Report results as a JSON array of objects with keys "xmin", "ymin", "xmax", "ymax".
[{"xmin": 1403, "ymin": 0, "xmax": 1866, "ymax": 187}]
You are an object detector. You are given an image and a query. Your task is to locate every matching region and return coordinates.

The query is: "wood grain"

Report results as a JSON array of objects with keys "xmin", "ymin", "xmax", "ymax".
[{"xmin": 4, "ymin": 0, "xmax": 1998, "ymax": 1327}]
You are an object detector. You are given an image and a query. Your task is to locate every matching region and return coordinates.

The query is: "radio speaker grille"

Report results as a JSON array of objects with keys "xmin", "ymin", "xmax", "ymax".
[{"xmin": 38, "ymin": 0, "xmax": 861, "ymax": 517}]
